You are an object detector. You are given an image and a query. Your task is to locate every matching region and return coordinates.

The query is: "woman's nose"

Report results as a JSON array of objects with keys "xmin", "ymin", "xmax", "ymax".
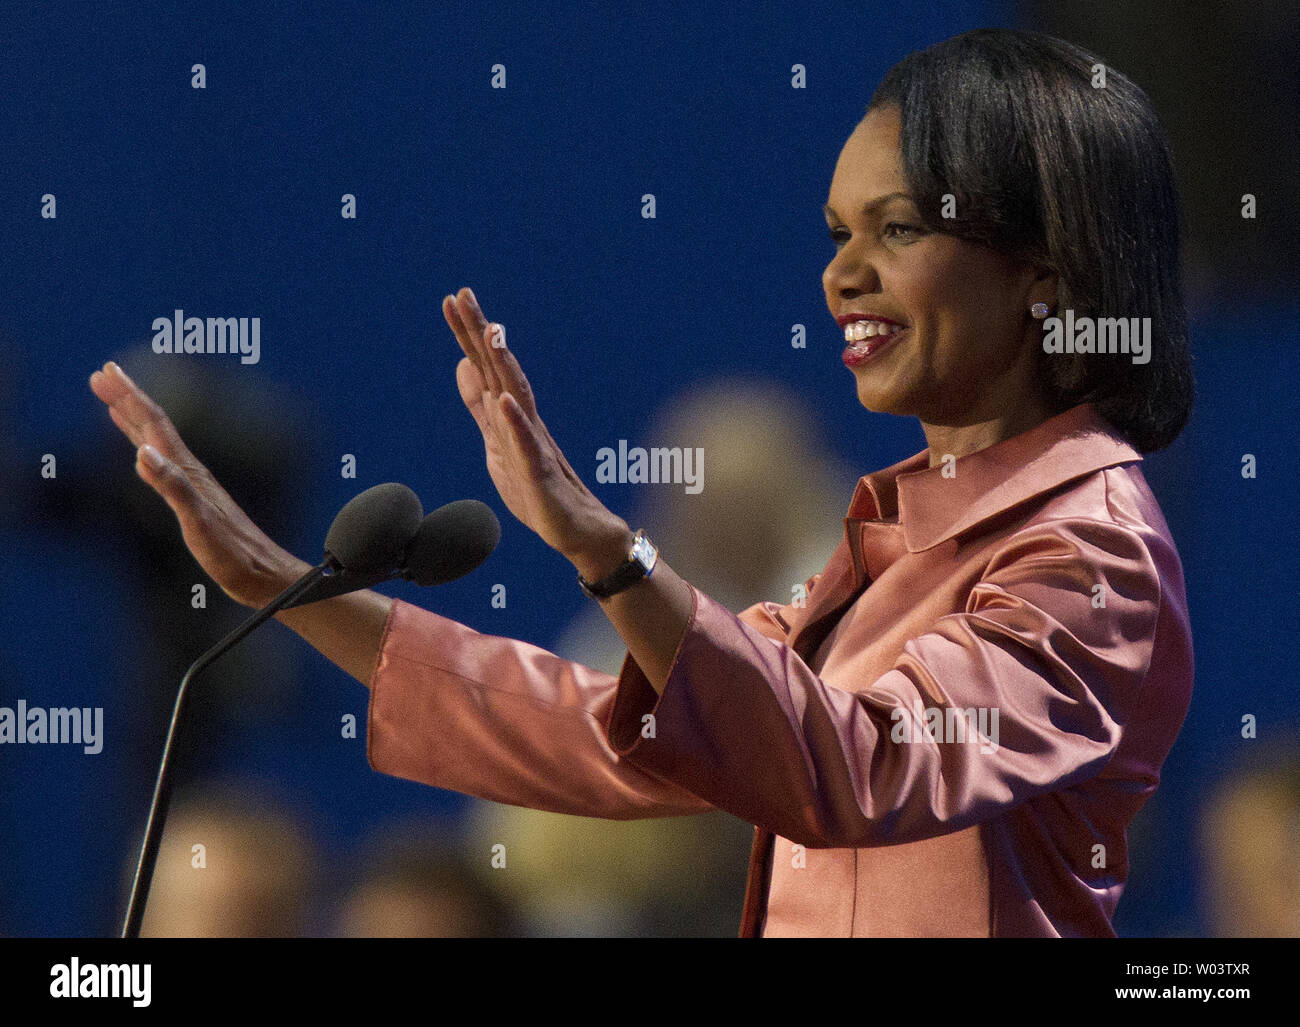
[{"xmin": 823, "ymin": 249, "xmax": 881, "ymax": 299}]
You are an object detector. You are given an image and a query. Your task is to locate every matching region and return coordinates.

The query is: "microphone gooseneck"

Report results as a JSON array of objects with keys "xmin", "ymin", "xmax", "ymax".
[
  {"xmin": 120, "ymin": 562, "xmax": 334, "ymax": 939},
  {"xmin": 121, "ymin": 484, "xmax": 492, "ymax": 938}
]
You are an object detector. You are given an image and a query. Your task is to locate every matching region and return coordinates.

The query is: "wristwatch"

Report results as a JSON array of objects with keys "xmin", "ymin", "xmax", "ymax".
[{"xmin": 577, "ymin": 529, "xmax": 658, "ymax": 599}]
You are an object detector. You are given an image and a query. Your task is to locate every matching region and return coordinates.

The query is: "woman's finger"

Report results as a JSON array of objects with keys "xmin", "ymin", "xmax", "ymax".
[
  {"xmin": 90, "ymin": 362, "xmax": 193, "ymax": 463},
  {"xmin": 106, "ymin": 403, "xmax": 151, "ymax": 451},
  {"xmin": 455, "ymin": 357, "xmax": 492, "ymax": 437},
  {"xmin": 444, "ymin": 289, "xmax": 583, "ymax": 490},
  {"xmin": 90, "ymin": 367, "xmax": 150, "ymax": 449},
  {"xmin": 447, "ymin": 288, "xmax": 504, "ymax": 395},
  {"xmin": 474, "ymin": 329, "xmax": 583, "ymax": 487},
  {"xmin": 133, "ymin": 443, "xmax": 202, "ymax": 518},
  {"xmin": 481, "ymin": 322, "xmax": 539, "ymax": 421},
  {"xmin": 498, "ymin": 391, "xmax": 555, "ymax": 483},
  {"xmin": 544, "ymin": 431, "xmax": 588, "ymax": 490},
  {"xmin": 442, "ymin": 294, "xmax": 485, "ymax": 379}
]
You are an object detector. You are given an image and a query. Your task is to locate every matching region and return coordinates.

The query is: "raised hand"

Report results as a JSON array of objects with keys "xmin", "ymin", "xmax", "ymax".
[
  {"xmin": 89, "ymin": 361, "xmax": 306, "ymax": 608},
  {"xmin": 442, "ymin": 287, "xmax": 630, "ymax": 573}
]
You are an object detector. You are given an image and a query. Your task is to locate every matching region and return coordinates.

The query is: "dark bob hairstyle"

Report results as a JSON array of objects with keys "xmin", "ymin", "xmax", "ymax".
[{"xmin": 868, "ymin": 29, "xmax": 1193, "ymax": 453}]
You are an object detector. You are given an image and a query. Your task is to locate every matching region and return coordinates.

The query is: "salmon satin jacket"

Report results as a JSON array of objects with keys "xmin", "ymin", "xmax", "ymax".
[{"xmin": 365, "ymin": 402, "xmax": 1193, "ymax": 937}]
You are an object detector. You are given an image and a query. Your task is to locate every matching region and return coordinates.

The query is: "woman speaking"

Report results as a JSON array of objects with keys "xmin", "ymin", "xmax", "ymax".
[{"xmin": 90, "ymin": 28, "xmax": 1194, "ymax": 937}]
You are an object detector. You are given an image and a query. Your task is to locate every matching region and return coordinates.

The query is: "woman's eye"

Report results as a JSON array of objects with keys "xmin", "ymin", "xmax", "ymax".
[
  {"xmin": 828, "ymin": 223, "xmax": 922, "ymax": 247},
  {"xmin": 884, "ymin": 222, "xmax": 920, "ymax": 238}
]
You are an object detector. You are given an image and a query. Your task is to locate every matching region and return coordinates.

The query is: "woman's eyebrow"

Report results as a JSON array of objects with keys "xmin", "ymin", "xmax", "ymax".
[{"xmin": 822, "ymin": 192, "xmax": 914, "ymax": 220}]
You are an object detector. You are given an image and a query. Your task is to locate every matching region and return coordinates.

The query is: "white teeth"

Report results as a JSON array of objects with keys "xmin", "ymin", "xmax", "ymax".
[{"xmin": 844, "ymin": 320, "xmax": 903, "ymax": 342}]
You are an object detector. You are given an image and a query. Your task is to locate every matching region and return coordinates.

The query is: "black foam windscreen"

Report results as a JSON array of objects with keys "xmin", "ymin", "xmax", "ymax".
[
  {"xmin": 404, "ymin": 499, "xmax": 501, "ymax": 586},
  {"xmin": 323, "ymin": 482, "xmax": 423, "ymax": 573}
]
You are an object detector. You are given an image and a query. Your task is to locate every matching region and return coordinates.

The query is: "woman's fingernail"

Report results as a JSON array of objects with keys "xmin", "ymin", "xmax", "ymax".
[
  {"xmin": 140, "ymin": 445, "xmax": 165, "ymax": 470},
  {"xmin": 466, "ymin": 287, "xmax": 478, "ymax": 307},
  {"xmin": 109, "ymin": 361, "xmax": 133, "ymax": 385}
]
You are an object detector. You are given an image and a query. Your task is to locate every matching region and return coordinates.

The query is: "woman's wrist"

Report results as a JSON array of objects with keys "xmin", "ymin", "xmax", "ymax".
[
  {"xmin": 565, "ymin": 515, "xmax": 636, "ymax": 585},
  {"xmin": 239, "ymin": 551, "xmax": 313, "ymax": 609}
]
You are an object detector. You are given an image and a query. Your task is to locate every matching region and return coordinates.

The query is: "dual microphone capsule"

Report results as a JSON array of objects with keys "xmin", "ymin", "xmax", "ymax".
[{"xmin": 289, "ymin": 482, "xmax": 501, "ymax": 606}]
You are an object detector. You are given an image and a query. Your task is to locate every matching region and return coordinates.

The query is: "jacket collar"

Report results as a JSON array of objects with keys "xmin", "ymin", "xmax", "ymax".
[{"xmin": 846, "ymin": 403, "xmax": 1142, "ymax": 553}]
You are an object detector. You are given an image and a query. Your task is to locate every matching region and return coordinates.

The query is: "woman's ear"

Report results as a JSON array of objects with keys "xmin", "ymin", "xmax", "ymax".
[{"xmin": 1025, "ymin": 264, "xmax": 1059, "ymax": 315}]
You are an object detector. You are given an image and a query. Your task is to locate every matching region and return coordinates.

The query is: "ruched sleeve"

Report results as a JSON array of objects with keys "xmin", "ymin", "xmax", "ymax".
[
  {"xmin": 366, "ymin": 598, "xmax": 717, "ymax": 819},
  {"xmin": 606, "ymin": 518, "xmax": 1161, "ymax": 848}
]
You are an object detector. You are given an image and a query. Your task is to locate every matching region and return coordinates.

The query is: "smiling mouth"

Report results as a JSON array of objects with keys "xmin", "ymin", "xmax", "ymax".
[
  {"xmin": 843, "ymin": 319, "xmax": 906, "ymax": 343},
  {"xmin": 842, "ymin": 325, "xmax": 908, "ymax": 367}
]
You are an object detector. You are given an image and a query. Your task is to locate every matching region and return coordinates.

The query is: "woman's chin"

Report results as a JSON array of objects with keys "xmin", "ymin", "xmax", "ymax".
[{"xmin": 853, "ymin": 379, "xmax": 911, "ymax": 417}]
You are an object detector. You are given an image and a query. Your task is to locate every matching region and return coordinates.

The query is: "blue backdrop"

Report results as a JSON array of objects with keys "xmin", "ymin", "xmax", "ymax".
[{"xmin": 2, "ymin": 1, "xmax": 1296, "ymax": 937}]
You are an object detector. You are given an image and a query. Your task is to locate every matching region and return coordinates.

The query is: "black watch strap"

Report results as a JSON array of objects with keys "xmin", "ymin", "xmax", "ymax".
[{"xmin": 578, "ymin": 529, "xmax": 657, "ymax": 599}]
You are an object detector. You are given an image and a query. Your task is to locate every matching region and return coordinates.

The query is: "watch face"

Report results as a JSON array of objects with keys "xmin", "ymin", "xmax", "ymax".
[{"xmin": 631, "ymin": 534, "xmax": 657, "ymax": 568}]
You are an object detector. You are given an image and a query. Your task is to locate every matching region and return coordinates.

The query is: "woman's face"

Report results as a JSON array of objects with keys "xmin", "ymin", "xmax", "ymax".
[{"xmin": 822, "ymin": 105, "xmax": 1053, "ymax": 428}]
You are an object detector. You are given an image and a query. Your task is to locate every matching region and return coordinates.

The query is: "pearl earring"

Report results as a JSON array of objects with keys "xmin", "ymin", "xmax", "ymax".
[{"xmin": 1030, "ymin": 302, "xmax": 1050, "ymax": 319}]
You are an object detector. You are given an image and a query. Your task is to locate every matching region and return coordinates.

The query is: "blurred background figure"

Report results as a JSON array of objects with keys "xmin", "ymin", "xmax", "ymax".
[
  {"xmin": 465, "ymin": 803, "xmax": 750, "ymax": 937},
  {"xmin": 136, "ymin": 781, "xmax": 318, "ymax": 938},
  {"xmin": 1200, "ymin": 744, "xmax": 1300, "ymax": 938},
  {"xmin": 555, "ymin": 379, "xmax": 851, "ymax": 693},
  {"xmin": 6, "ymin": 343, "xmax": 328, "ymax": 936},
  {"xmin": 334, "ymin": 825, "xmax": 514, "ymax": 937},
  {"xmin": 30, "ymin": 343, "xmax": 315, "ymax": 797},
  {"xmin": 474, "ymin": 380, "xmax": 851, "ymax": 936}
]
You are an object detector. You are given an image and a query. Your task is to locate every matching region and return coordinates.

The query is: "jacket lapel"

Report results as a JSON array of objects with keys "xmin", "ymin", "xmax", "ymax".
[{"xmin": 786, "ymin": 539, "xmax": 860, "ymax": 660}]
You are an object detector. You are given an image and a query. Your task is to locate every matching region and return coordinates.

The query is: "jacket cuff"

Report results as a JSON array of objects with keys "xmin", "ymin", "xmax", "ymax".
[
  {"xmin": 605, "ymin": 583, "xmax": 703, "ymax": 754},
  {"xmin": 364, "ymin": 596, "xmax": 405, "ymax": 778}
]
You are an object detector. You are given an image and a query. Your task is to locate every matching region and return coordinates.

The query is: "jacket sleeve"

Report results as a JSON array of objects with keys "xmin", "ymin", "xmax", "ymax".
[
  {"xmin": 605, "ymin": 519, "xmax": 1161, "ymax": 848},
  {"xmin": 366, "ymin": 589, "xmax": 796, "ymax": 820}
]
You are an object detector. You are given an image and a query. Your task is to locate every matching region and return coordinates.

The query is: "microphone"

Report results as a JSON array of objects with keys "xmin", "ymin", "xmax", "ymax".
[
  {"xmin": 406, "ymin": 498, "xmax": 502, "ymax": 585},
  {"xmin": 324, "ymin": 481, "xmax": 425, "ymax": 573},
  {"xmin": 120, "ymin": 484, "xmax": 498, "ymax": 938},
  {"xmin": 282, "ymin": 497, "xmax": 502, "ymax": 606}
]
